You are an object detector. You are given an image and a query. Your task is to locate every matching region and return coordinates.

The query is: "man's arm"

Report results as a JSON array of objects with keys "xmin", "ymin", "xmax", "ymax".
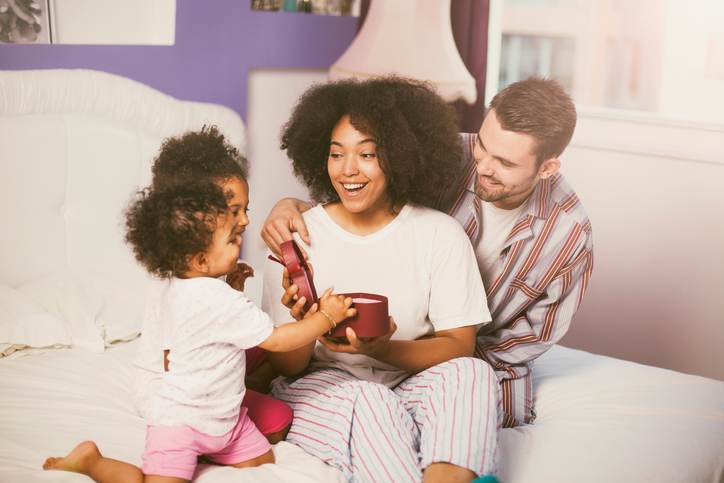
[
  {"xmin": 478, "ymin": 231, "xmax": 594, "ymax": 367},
  {"xmin": 261, "ymin": 197, "xmax": 313, "ymax": 256}
]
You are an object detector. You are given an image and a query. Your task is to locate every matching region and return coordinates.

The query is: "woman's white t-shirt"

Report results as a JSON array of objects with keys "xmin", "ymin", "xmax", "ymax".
[{"xmin": 262, "ymin": 204, "xmax": 491, "ymax": 388}]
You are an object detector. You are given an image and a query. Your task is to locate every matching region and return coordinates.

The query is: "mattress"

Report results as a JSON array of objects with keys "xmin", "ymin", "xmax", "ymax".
[{"xmin": 1, "ymin": 342, "xmax": 722, "ymax": 482}]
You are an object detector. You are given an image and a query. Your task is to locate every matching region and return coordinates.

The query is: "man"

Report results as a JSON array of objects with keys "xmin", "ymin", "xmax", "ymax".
[{"xmin": 262, "ymin": 77, "xmax": 593, "ymax": 428}]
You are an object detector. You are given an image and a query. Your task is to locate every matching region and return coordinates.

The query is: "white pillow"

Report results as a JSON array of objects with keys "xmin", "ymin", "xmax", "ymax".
[
  {"xmin": 17, "ymin": 270, "xmax": 148, "ymax": 350},
  {"xmin": 79, "ymin": 271, "xmax": 149, "ymax": 345},
  {"xmin": 0, "ymin": 285, "xmax": 71, "ymax": 356},
  {"xmin": 18, "ymin": 273, "xmax": 106, "ymax": 353}
]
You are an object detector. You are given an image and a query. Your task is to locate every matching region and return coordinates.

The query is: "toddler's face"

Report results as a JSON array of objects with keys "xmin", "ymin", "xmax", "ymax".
[
  {"xmin": 204, "ymin": 212, "xmax": 242, "ymax": 278},
  {"xmin": 220, "ymin": 176, "xmax": 250, "ymax": 240}
]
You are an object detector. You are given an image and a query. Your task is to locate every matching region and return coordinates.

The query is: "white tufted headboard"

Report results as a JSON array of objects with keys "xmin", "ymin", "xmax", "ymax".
[{"xmin": 0, "ymin": 69, "xmax": 247, "ymax": 345}]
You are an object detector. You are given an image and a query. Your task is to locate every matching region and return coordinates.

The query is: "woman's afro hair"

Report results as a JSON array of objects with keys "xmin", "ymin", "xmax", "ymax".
[{"xmin": 280, "ymin": 76, "xmax": 463, "ymax": 208}]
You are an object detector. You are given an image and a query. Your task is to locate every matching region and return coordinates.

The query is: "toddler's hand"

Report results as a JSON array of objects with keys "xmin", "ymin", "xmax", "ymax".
[
  {"xmin": 226, "ymin": 262, "xmax": 254, "ymax": 291},
  {"xmin": 317, "ymin": 288, "xmax": 355, "ymax": 324}
]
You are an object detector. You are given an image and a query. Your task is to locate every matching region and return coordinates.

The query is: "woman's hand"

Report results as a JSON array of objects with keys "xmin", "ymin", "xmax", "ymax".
[
  {"xmin": 318, "ymin": 317, "xmax": 397, "ymax": 359},
  {"xmin": 261, "ymin": 198, "xmax": 313, "ymax": 256},
  {"xmin": 226, "ymin": 262, "xmax": 254, "ymax": 291},
  {"xmin": 280, "ymin": 266, "xmax": 317, "ymax": 320}
]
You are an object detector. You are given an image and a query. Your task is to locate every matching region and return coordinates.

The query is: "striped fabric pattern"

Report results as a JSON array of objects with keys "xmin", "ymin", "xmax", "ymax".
[
  {"xmin": 272, "ymin": 358, "xmax": 500, "ymax": 482},
  {"xmin": 442, "ymin": 133, "xmax": 594, "ymax": 427}
]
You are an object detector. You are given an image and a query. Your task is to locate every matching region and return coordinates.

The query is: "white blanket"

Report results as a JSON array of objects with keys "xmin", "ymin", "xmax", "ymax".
[
  {"xmin": 0, "ymin": 341, "xmax": 344, "ymax": 483},
  {"xmin": 1, "ymin": 342, "xmax": 722, "ymax": 482}
]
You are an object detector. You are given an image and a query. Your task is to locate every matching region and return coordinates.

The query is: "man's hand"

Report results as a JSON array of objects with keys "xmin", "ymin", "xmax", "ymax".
[
  {"xmin": 226, "ymin": 262, "xmax": 254, "ymax": 292},
  {"xmin": 318, "ymin": 317, "xmax": 397, "ymax": 359},
  {"xmin": 261, "ymin": 198, "xmax": 312, "ymax": 256}
]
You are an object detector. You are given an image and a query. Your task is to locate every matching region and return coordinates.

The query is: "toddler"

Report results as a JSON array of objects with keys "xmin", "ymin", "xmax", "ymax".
[
  {"xmin": 136, "ymin": 126, "xmax": 289, "ymax": 441},
  {"xmin": 43, "ymin": 181, "xmax": 354, "ymax": 482}
]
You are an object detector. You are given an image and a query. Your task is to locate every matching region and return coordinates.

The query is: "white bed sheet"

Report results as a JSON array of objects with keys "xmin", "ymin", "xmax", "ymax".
[
  {"xmin": 498, "ymin": 346, "xmax": 724, "ymax": 483},
  {"xmin": 0, "ymin": 340, "xmax": 344, "ymax": 483},
  {"xmin": 1, "ymin": 342, "xmax": 722, "ymax": 483}
]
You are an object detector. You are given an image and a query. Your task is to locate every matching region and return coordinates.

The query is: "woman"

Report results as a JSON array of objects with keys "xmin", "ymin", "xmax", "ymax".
[{"xmin": 262, "ymin": 77, "xmax": 499, "ymax": 482}]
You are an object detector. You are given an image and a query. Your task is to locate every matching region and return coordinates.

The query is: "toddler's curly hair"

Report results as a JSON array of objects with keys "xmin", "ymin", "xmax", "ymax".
[
  {"xmin": 151, "ymin": 125, "xmax": 248, "ymax": 192},
  {"xmin": 125, "ymin": 182, "xmax": 229, "ymax": 278},
  {"xmin": 280, "ymin": 76, "xmax": 462, "ymax": 208}
]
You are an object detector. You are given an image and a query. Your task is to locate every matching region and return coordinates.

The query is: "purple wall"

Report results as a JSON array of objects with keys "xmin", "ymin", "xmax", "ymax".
[{"xmin": 0, "ymin": 0, "xmax": 358, "ymax": 120}]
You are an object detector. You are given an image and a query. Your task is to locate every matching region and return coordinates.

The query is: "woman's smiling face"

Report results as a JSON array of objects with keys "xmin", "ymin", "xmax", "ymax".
[{"xmin": 327, "ymin": 115, "xmax": 391, "ymax": 217}]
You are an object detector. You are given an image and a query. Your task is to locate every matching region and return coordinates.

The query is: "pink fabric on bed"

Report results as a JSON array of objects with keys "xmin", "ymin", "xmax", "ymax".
[{"xmin": 244, "ymin": 347, "xmax": 292, "ymax": 435}]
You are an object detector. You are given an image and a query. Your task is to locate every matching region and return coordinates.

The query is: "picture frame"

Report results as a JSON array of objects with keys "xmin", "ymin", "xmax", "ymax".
[{"xmin": 0, "ymin": 0, "xmax": 52, "ymax": 44}]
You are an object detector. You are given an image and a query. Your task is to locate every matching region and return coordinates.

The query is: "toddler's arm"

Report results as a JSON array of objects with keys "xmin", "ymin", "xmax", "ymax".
[{"xmin": 259, "ymin": 289, "xmax": 354, "ymax": 353}]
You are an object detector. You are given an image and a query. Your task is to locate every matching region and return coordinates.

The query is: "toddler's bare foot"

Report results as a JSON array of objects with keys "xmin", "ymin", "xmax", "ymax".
[{"xmin": 43, "ymin": 440, "xmax": 101, "ymax": 475}]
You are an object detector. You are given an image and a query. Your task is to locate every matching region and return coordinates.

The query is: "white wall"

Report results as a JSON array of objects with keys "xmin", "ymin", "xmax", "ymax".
[
  {"xmin": 50, "ymin": 0, "xmax": 176, "ymax": 45},
  {"xmin": 243, "ymin": 69, "xmax": 326, "ymax": 304},
  {"xmin": 559, "ymin": 110, "xmax": 724, "ymax": 381},
  {"xmin": 659, "ymin": 0, "xmax": 724, "ymax": 124}
]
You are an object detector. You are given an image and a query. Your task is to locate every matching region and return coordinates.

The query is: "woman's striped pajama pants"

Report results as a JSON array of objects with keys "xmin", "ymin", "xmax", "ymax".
[{"xmin": 271, "ymin": 357, "xmax": 500, "ymax": 482}]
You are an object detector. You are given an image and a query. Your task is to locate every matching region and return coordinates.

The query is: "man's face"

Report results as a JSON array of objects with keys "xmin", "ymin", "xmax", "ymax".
[{"xmin": 472, "ymin": 109, "xmax": 558, "ymax": 210}]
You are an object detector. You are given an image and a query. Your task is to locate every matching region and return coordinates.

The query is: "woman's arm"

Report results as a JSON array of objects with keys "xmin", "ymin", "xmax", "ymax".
[
  {"xmin": 265, "ymin": 296, "xmax": 316, "ymax": 377},
  {"xmin": 266, "ymin": 343, "xmax": 316, "ymax": 377},
  {"xmin": 378, "ymin": 326, "xmax": 476, "ymax": 373},
  {"xmin": 262, "ymin": 262, "xmax": 320, "ymax": 377},
  {"xmin": 318, "ymin": 323, "xmax": 477, "ymax": 374},
  {"xmin": 261, "ymin": 243, "xmax": 312, "ymax": 376}
]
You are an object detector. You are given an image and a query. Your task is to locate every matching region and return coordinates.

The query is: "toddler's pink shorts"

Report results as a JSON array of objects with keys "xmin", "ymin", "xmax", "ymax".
[{"xmin": 142, "ymin": 407, "xmax": 271, "ymax": 480}]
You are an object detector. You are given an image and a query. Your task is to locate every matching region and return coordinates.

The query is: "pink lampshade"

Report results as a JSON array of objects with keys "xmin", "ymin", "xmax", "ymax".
[{"xmin": 329, "ymin": 0, "xmax": 477, "ymax": 104}]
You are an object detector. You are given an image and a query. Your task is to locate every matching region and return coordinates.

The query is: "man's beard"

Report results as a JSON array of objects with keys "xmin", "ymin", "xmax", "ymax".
[{"xmin": 474, "ymin": 176, "xmax": 509, "ymax": 203}]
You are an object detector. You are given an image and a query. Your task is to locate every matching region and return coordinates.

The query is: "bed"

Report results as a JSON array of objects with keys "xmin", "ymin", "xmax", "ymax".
[{"xmin": 1, "ymin": 69, "xmax": 723, "ymax": 483}]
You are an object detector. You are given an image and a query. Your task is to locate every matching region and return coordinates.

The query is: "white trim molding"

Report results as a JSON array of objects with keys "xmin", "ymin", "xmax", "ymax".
[{"xmin": 572, "ymin": 108, "xmax": 724, "ymax": 166}]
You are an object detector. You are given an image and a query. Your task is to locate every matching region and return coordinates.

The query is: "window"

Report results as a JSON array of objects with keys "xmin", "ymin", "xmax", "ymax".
[
  {"xmin": 499, "ymin": 34, "xmax": 575, "ymax": 93},
  {"xmin": 489, "ymin": 0, "xmax": 724, "ymax": 125}
]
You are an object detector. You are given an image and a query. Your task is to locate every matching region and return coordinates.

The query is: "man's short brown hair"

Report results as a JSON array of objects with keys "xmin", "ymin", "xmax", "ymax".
[{"xmin": 489, "ymin": 77, "xmax": 577, "ymax": 164}]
